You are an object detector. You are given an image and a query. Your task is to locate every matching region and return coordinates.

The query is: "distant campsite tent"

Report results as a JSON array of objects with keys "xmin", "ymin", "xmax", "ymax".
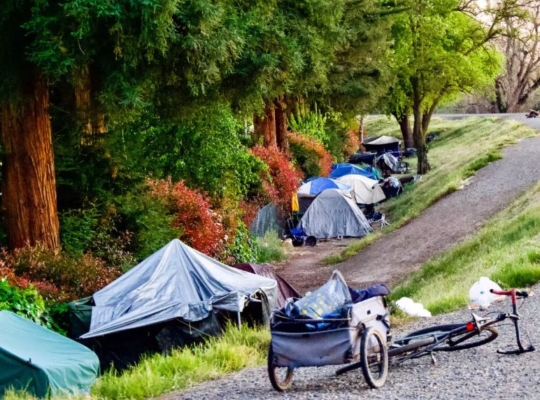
[
  {"xmin": 336, "ymin": 175, "xmax": 386, "ymax": 205},
  {"xmin": 0, "ymin": 311, "xmax": 99, "ymax": 398},
  {"xmin": 250, "ymin": 203, "xmax": 283, "ymax": 238},
  {"xmin": 299, "ymin": 189, "xmax": 373, "ymax": 239},
  {"xmin": 362, "ymin": 136, "xmax": 400, "ymax": 155},
  {"xmin": 71, "ymin": 239, "xmax": 277, "ymax": 369},
  {"xmin": 297, "ymin": 177, "xmax": 352, "ymax": 197},
  {"xmin": 329, "ymin": 163, "xmax": 378, "ymax": 180},
  {"xmin": 297, "ymin": 177, "xmax": 353, "ymax": 214},
  {"xmin": 234, "ymin": 263, "xmax": 301, "ymax": 308}
]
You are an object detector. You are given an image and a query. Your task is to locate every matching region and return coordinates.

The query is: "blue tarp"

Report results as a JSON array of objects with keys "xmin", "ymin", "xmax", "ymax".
[
  {"xmin": 297, "ymin": 177, "xmax": 352, "ymax": 197},
  {"xmin": 329, "ymin": 163, "xmax": 377, "ymax": 180}
]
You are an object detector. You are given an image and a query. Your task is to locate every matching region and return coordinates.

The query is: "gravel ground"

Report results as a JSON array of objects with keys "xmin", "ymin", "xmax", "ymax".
[{"xmin": 166, "ymin": 285, "xmax": 540, "ymax": 400}]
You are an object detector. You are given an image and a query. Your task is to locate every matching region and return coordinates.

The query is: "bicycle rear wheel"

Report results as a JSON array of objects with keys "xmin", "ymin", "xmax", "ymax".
[{"xmin": 400, "ymin": 324, "xmax": 499, "ymax": 352}]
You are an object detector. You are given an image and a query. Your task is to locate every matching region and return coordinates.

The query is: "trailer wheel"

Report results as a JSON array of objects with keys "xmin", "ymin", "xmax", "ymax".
[
  {"xmin": 268, "ymin": 344, "xmax": 294, "ymax": 391},
  {"xmin": 360, "ymin": 327, "xmax": 388, "ymax": 389}
]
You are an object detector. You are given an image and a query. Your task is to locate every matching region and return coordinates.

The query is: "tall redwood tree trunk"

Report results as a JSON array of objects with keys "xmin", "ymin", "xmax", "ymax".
[
  {"xmin": 0, "ymin": 75, "xmax": 60, "ymax": 250},
  {"xmin": 253, "ymin": 103, "xmax": 277, "ymax": 148},
  {"xmin": 274, "ymin": 98, "xmax": 289, "ymax": 153}
]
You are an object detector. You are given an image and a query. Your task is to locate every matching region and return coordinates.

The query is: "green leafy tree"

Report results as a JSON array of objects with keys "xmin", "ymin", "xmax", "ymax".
[
  {"xmin": 0, "ymin": 0, "xmax": 247, "ymax": 251},
  {"xmin": 386, "ymin": 0, "xmax": 503, "ymax": 173}
]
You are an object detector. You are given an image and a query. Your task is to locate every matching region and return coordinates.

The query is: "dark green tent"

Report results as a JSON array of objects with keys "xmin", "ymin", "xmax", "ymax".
[{"xmin": 0, "ymin": 311, "xmax": 100, "ymax": 398}]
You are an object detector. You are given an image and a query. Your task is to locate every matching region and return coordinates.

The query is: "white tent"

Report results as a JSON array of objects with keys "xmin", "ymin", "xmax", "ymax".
[
  {"xmin": 299, "ymin": 189, "xmax": 373, "ymax": 239},
  {"xmin": 363, "ymin": 135, "xmax": 400, "ymax": 145},
  {"xmin": 336, "ymin": 174, "xmax": 386, "ymax": 205}
]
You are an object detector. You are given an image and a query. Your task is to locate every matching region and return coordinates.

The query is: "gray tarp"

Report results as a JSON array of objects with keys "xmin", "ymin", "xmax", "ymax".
[
  {"xmin": 81, "ymin": 239, "xmax": 277, "ymax": 338},
  {"xmin": 299, "ymin": 189, "xmax": 372, "ymax": 239},
  {"xmin": 249, "ymin": 203, "xmax": 283, "ymax": 238}
]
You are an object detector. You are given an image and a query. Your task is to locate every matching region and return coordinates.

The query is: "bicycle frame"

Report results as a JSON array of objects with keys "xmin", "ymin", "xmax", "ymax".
[{"xmin": 389, "ymin": 289, "xmax": 535, "ymax": 364}]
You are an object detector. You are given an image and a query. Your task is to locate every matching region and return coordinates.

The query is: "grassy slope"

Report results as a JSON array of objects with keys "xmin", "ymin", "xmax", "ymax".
[
  {"xmin": 324, "ymin": 116, "xmax": 536, "ymax": 264},
  {"xmin": 390, "ymin": 182, "xmax": 540, "ymax": 315}
]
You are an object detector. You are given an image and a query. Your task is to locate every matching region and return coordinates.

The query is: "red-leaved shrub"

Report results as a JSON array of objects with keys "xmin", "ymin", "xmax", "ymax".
[
  {"xmin": 343, "ymin": 130, "xmax": 360, "ymax": 158},
  {"xmin": 0, "ymin": 245, "xmax": 121, "ymax": 302},
  {"xmin": 148, "ymin": 178, "xmax": 226, "ymax": 258},
  {"xmin": 249, "ymin": 145, "xmax": 304, "ymax": 217},
  {"xmin": 288, "ymin": 132, "xmax": 333, "ymax": 177}
]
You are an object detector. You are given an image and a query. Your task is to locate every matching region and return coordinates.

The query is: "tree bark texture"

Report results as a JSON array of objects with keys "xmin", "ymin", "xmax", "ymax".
[
  {"xmin": 394, "ymin": 112, "xmax": 414, "ymax": 149},
  {"xmin": 75, "ymin": 66, "xmax": 106, "ymax": 146},
  {"xmin": 253, "ymin": 104, "xmax": 277, "ymax": 148},
  {"xmin": 274, "ymin": 99, "xmax": 289, "ymax": 153},
  {"xmin": 0, "ymin": 75, "xmax": 60, "ymax": 250}
]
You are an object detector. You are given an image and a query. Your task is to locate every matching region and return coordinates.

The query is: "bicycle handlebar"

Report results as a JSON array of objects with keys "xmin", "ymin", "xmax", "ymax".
[{"xmin": 490, "ymin": 289, "xmax": 529, "ymax": 297}]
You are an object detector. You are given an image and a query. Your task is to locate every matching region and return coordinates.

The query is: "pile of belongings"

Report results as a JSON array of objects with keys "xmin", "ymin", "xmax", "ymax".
[
  {"xmin": 0, "ymin": 311, "xmax": 99, "ymax": 398},
  {"xmin": 376, "ymin": 153, "xmax": 409, "ymax": 175},
  {"xmin": 272, "ymin": 271, "xmax": 390, "ymax": 333},
  {"xmin": 381, "ymin": 176, "xmax": 403, "ymax": 198}
]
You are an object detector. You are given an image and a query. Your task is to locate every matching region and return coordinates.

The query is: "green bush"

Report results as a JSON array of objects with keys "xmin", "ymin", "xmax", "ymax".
[
  {"xmin": 0, "ymin": 279, "xmax": 57, "ymax": 331},
  {"xmin": 224, "ymin": 223, "xmax": 259, "ymax": 264},
  {"xmin": 288, "ymin": 103, "xmax": 329, "ymax": 144},
  {"xmin": 255, "ymin": 230, "xmax": 285, "ymax": 263},
  {"xmin": 288, "ymin": 132, "xmax": 333, "ymax": 178}
]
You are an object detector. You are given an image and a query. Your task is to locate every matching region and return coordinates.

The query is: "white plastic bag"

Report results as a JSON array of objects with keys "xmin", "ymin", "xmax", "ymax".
[
  {"xmin": 396, "ymin": 297, "xmax": 432, "ymax": 318},
  {"xmin": 469, "ymin": 277, "xmax": 505, "ymax": 309}
]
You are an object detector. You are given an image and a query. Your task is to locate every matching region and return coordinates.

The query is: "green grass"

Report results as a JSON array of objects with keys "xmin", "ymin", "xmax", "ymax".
[
  {"xmin": 92, "ymin": 324, "xmax": 270, "ymax": 399},
  {"xmin": 255, "ymin": 230, "xmax": 286, "ymax": 262},
  {"xmin": 389, "ymin": 183, "xmax": 540, "ymax": 315},
  {"xmin": 324, "ymin": 116, "xmax": 536, "ymax": 265}
]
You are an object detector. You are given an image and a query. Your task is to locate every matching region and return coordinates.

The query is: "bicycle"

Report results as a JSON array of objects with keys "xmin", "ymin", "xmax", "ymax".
[
  {"xmin": 388, "ymin": 288, "xmax": 535, "ymax": 364},
  {"xmin": 337, "ymin": 288, "xmax": 534, "ymax": 375}
]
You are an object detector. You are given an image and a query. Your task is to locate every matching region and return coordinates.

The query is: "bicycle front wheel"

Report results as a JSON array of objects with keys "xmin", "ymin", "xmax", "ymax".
[{"xmin": 400, "ymin": 323, "xmax": 499, "ymax": 352}]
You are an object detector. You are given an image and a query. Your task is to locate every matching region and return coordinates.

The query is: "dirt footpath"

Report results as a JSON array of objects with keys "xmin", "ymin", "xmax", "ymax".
[{"xmin": 277, "ymin": 129, "xmax": 540, "ymax": 294}]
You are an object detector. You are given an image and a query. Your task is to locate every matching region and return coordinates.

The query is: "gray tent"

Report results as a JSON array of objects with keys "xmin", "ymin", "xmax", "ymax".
[
  {"xmin": 299, "ymin": 189, "xmax": 372, "ymax": 239},
  {"xmin": 249, "ymin": 203, "xmax": 283, "ymax": 238},
  {"xmin": 72, "ymin": 239, "xmax": 277, "ymax": 369},
  {"xmin": 80, "ymin": 239, "xmax": 277, "ymax": 339}
]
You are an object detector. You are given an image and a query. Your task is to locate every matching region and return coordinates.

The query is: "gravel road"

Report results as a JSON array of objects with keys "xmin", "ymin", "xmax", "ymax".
[{"xmin": 167, "ymin": 284, "xmax": 540, "ymax": 400}]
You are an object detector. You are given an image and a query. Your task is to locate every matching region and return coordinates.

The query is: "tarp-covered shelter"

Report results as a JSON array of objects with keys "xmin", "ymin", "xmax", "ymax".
[
  {"xmin": 0, "ymin": 311, "xmax": 99, "ymax": 398},
  {"xmin": 329, "ymin": 163, "xmax": 378, "ymax": 180},
  {"xmin": 363, "ymin": 136, "xmax": 400, "ymax": 155},
  {"xmin": 249, "ymin": 203, "xmax": 283, "ymax": 238},
  {"xmin": 234, "ymin": 263, "xmax": 301, "ymax": 308},
  {"xmin": 336, "ymin": 175, "xmax": 386, "ymax": 205},
  {"xmin": 71, "ymin": 239, "xmax": 277, "ymax": 369},
  {"xmin": 299, "ymin": 189, "xmax": 373, "ymax": 239}
]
